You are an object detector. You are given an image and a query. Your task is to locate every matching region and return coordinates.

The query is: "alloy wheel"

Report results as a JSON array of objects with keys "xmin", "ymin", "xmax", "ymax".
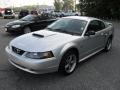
[{"xmin": 65, "ymin": 54, "xmax": 77, "ymax": 73}]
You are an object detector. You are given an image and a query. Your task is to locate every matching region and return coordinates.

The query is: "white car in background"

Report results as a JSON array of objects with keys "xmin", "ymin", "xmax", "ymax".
[
  {"xmin": 52, "ymin": 11, "xmax": 63, "ymax": 17},
  {"xmin": 52, "ymin": 10, "xmax": 80, "ymax": 17},
  {"xmin": 63, "ymin": 11, "xmax": 80, "ymax": 16},
  {"xmin": 3, "ymin": 8, "xmax": 15, "ymax": 19}
]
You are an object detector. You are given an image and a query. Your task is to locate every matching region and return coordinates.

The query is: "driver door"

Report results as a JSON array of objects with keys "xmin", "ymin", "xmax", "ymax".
[{"xmin": 79, "ymin": 20, "xmax": 105, "ymax": 60}]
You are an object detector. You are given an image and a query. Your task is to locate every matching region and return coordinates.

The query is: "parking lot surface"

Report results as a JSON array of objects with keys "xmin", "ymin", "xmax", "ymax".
[{"xmin": 0, "ymin": 19, "xmax": 120, "ymax": 90}]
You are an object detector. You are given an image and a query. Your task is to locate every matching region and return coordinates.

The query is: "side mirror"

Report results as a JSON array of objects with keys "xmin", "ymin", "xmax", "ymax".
[{"xmin": 85, "ymin": 30, "xmax": 95, "ymax": 36}]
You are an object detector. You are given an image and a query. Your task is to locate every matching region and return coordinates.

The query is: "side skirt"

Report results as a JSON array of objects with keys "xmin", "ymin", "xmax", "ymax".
[{"xmin": 78, "ymin": 48, "xmax": 104, "ymax": 63}]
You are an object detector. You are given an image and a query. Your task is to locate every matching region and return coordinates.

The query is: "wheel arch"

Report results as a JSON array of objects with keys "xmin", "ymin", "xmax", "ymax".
[
  {"xmin": 60, "ymin": 43, "xmax": 79, "ymax": 62},
  {"xmin": 58, "ymin": 43, "xmax": 79, "ymax": 73},
  {"xmin": 22, "ymin": 24, "xmax": 32, "ymax": 32},
  {"xmin": 105, "ymin": 33, "xmax": 114, "ymax": 45}
]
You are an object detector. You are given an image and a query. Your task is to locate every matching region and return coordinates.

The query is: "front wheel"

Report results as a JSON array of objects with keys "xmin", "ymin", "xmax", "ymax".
[
  {"xmin": 59, "ymin": 50, "xmax": 78, "ymax": 75},
  {"xmin": 104, "ymin": 38, "xmax": 112, "ymax": 51},
  {"xmin": 4, "ymin": 17, "xmax": 7, "ymax": 19}
]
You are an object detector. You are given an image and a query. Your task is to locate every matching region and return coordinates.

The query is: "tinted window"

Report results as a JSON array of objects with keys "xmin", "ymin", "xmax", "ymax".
[
  {"xmin": 4, "ymin": 9, "xmax": 13, "ymax": 15},
  {"xmin": 21, "ymin": 15, "xmax": 39, "ymax": 21},
  {"xmin": 20, "ymin": 10, "xmax": 29, "ymax": 15},
  {"xmin": 99, "ymin": 21, "xmax": 105, "ymax": 30},
  {"xmin": 87, "ymin": 20, "xmax": 105, "ymax": 32}
]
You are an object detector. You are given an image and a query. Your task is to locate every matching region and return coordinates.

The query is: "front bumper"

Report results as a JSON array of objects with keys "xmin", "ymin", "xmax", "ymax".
[
  {"xmin": 5, "ymin": 47, "xmax": 58, "ymax": 74},
  {"xmin": 5, "ymin": 27, "xmax": 22, "ymax": 33}
]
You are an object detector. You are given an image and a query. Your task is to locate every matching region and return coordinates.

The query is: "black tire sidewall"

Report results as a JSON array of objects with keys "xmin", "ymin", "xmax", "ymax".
[
  {"xmin": 59, "ymin": 50, "xmax": 78, "ymax": 75},
  {"xmin": 105, "ymin": 38, "xmax": 112, "ymax": 51},
  {"xmin": 23, "ymin": 27, "xmax": 31, "ymax": 34}
]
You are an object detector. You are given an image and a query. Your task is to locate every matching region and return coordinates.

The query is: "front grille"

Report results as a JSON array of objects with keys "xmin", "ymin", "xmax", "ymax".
[{"xmin": 12, "ymin": 46, "xmax": 25, "ymax": 55}]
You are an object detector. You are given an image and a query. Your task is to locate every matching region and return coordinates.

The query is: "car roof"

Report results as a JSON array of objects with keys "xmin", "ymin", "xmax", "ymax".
[{"xmin": 63, "ymin": 16, "xmax": 99, "ymax": 22}]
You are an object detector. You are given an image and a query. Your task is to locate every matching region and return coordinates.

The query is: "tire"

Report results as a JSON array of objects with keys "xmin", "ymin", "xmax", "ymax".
[
  {"xmin": 104, "ymin": 38, "xmax": 112, "ymax": 52},
  {"xmin": 23, "ymin": 27, "xmax": 31, "ymax": 34},
  {"xmin": 59, "ymin": 50, "xmax": 78, "ymax": 75},
  {"xmin": 4, "ymin": 17, "xmax": 6, "ymax": 19},
  {"xmin": 60, "ymin": 14, "xmax": 64, "ymax": 17},
  {"xmin": 12, "ymin": 16, "xmax": 15, "ymax": 19}
]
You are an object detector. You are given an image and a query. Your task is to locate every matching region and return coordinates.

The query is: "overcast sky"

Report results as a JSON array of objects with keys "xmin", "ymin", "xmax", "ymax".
[{"xmin": 0, "ymin": 0, "xmax": 54, "ymax": 7}]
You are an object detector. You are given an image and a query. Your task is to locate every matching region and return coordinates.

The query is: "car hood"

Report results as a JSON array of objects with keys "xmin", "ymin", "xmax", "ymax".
[
  {"xmin": 6, "ymin": 20, "xmax": 31, "ymax": 26},
  {"xmin": 10, "ymin": 30, "xmax": 81, "ymax": 52}
]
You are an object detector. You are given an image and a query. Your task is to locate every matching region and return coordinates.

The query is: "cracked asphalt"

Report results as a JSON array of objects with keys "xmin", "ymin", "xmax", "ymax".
[{"xmin": 0, "ymin": 19, "xmax": 120, "ymax": 90}]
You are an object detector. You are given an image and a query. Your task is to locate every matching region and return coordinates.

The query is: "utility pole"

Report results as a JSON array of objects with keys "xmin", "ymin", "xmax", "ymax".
[
  {"xmin": 12, "ymin": 0, "xmax": 14, "ymax": 10},
  {"xmin": 75, "ymin": 0, "xmax": 77, "ymax": 11}
]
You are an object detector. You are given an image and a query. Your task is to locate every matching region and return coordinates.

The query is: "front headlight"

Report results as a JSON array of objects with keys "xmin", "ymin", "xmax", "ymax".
[
  {"xmin": 12, "ymin": 25, "xmax": 21, "ymax": 28},
  {"xmin": 25, "ymin": 51, "xmax": 54, "ymax": 59}
]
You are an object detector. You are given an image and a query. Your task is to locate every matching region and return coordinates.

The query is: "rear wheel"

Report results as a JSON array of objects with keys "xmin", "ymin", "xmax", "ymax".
[
  {"xmin": 104, "ymin": 38, "xmax": 112, "ymax": 51},
  {"xmin": 23, "ymin": 27, "xmax": 31, "ymax": 34},
  {"xmin": 59, "ymin": 50, "xmax": 78, "ymax": 75}
]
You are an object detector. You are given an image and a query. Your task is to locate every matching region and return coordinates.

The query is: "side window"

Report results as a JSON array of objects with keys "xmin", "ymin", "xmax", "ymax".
[
  {"xmin": 99, "ymin": 21, "xmax": 105, "ymax": 30},
  {"xmin": 87, "ymin": 20, "xmax": 105, "ymax": 32},
  {"xmin": 87, "ymin": 20, "xmax": 100, "ymax": 32}
]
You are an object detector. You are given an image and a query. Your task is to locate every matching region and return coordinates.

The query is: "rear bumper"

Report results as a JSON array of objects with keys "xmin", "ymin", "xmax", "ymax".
[
  {"xmin": 4, "ymin": 15, "xmax": 15, "ymax": 18},
  {"xmin": 5, "ymin": 47, "xmax": 59, "ymax": 74}
]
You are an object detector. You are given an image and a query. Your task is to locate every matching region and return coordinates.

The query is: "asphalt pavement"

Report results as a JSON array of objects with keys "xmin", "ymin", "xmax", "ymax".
[{"xmin": 0, "ymin": 18, "xmax": 120, "ymax": 90}]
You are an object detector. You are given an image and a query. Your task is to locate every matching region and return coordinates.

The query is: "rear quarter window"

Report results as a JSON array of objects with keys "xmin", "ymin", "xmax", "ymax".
[{"xmin": 99, "ymin": 21, "xmax": 106, "ymax": 30}]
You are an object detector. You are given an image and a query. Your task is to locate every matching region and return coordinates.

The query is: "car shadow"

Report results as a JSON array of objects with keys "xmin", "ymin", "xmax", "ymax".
[
  {"xmin": 2, "ymin": 32, "xmax": 21, "ymax": 37},
  {"xmin": 0, "ymin": 31, "xmax": 22, "ymax": 39},
  {"xmin": 9, "ymin": 66, "xmax": 68, "ymax": 88}
]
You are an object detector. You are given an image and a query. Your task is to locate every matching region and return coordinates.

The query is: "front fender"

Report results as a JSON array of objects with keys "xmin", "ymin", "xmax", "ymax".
[{"xmin": 59, "ymin": 42, "xmax": 78, "ymax": 60}]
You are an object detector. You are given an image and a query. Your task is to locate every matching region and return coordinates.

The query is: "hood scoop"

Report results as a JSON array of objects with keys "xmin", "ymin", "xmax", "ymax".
[
  {"xmin": 32, "ymin": 33, "xmax": 44, "ymax": 38},
  {"xmin": 32, "ymin": 31, "xmax": 56, "ymax": 38}
]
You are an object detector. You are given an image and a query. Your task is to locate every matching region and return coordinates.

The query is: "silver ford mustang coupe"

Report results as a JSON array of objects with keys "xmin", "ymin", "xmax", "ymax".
[{"xmin": 6, "ymin": 16, "xmax": 114, "ymax": 75}]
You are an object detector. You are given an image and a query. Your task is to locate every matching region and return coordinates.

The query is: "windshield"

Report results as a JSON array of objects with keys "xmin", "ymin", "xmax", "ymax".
[
  {"xmin": 47, "ymin": 18, "xmax": 87, "ymax": 35},
  {"xmin": 21, "ymin": 15, "xmax": 38, "ymax": 21}
]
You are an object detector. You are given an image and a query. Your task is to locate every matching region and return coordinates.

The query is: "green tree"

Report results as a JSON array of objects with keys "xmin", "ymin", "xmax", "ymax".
[
  {"xmin": 79, "ymin": 0, "xmax": 120, "ymax": 19},
  {"xmin": 62, "ymin": 0, "xmax": 74, "ymax": 11},
  {"xmin": 54, "ymin": 0, "xmax": 62, "ymax": 11}
]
